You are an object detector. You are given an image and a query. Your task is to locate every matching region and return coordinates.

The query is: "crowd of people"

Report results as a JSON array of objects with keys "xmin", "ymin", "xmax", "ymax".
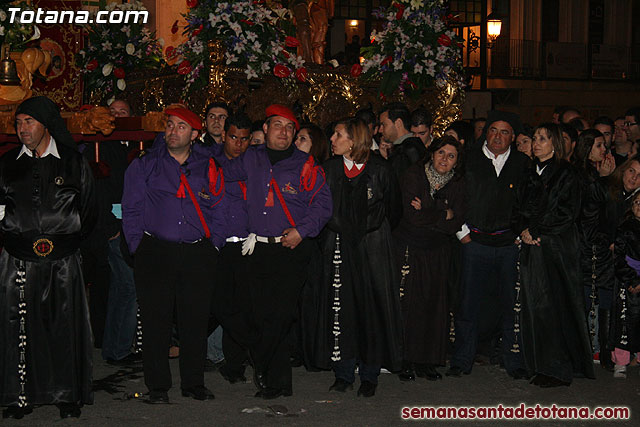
[{"xmin": 1, "ymin": 94, "xmax": 640, "ymax": 419}]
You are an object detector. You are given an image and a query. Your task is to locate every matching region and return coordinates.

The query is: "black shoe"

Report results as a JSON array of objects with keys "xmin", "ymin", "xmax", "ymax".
[
  {"xmin": 357, "ymin": 381, "xmax": 377, "ymax": 397},
  {"xmin": 254, "ymin": 387, "xmax": 292, "ymax": 399},
  {"xmin": 146, "ymin": 390, "xmax": 170, "ymax": 404},
  {"xmin": 204, "ymin": 358, "xmax": 225, "ymax": 372},
  {"xmin": 510, "ymin": 368, "xmax": 531, "ymax": 380},
  {"xmin": 106, "ymin": 352, "xmax": 143, "ymax": 366},
  {"xmin": 445, "ymin": 366, "xmax": 467, "ymax": 377},
  {"xmin": 329, "ymin": 378, "xmax": 354, "ymax": 392},
  {"xmin": 57, "ymin": 403, "xmax": 81, "ymax": 419},
  {"xmin": 398, "ymin": 368, "xmax": 416, "ymax": 382},
  {"xmin": 182, "ymin": 385, "xmax": 215, "ymax": 400},
  {"xmin": 290, "ymin": 355, "xmax": 303, "ymax": 368},
  {"xmin": 530, "ymin": 374, "xmax": 570, "ymax": 388},
  {"xmin": 219, "ymin": 365, "xmax": 246, "ymax": 384},
  {"xmin": 3, "ymin": 406, "xmax": 33, "ymax": 419},
  {"xmin": 423, "ymin": 365, "xmax": 443, "ymax": 381}
]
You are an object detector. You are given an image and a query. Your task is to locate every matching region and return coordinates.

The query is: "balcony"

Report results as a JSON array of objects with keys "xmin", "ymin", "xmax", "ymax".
[{"xmin": 484, "ymin": 38, "xmax": 640, "ymax": 81}]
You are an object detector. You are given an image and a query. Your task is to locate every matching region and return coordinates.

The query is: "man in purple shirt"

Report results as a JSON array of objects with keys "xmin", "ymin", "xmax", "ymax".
[
  {"xmin": 122, "ymin": 107, "xmax": 225, "ymax": 404},
  {"xmin": 227, "ymin": 104, "xmax": 332, "ymax": 399}
]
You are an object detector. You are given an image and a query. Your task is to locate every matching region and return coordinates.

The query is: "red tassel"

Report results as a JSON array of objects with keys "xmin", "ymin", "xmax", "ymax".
[{"xmin": 176, "ymin": 181, "xmax": 186, "ymax": 198}]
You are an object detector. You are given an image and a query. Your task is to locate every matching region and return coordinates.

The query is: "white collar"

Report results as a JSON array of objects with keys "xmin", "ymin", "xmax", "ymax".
[
  {"xmin": 536, "ymin": 165, "xmax": 547, "ymax": 175},
  {"xmin": 481, "ymin": 142, "xmax": 510, "ymax": 160},
  {"xmin": 17, "ymin": 136, "xmax": 60, "ymax": 159},
  {"xmin": 343, "ymin": 155, "xmax": 364, "ymax": 170}
]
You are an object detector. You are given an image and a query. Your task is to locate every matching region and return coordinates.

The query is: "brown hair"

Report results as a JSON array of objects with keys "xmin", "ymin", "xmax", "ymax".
[
  {"xmin": 299, "ymin": 123, "xmax": 329, "ymax": 163},
  {"xmin": 608, "ymin": 155, "xmax": 640, "ymax": 201},
  {"xmin": 335, "ymin": 117, "xmax": 371, "ymax": 164},
  {"xmin": 534, "ymin": 122, "xmax": 565, "ymax": 161}
]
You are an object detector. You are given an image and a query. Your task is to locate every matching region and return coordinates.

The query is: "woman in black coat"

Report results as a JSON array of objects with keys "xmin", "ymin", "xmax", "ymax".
[
  {"xmin": 393, "ymin": 136, "xmax": 466, "ymax": 381},
  {"xmin": 307, "ymin": 117, "xmax": 403, "ymax": 397},
  {"xmin": 572, "ymin": 129, "xmax": 616, "ymax": 371},
  {"xmin": 512, "ymin": 123, "xmax": 595, "ymax": 387}
]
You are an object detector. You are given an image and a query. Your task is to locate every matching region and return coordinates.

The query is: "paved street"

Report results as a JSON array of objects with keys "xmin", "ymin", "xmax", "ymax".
[{"xmin": 3, "ymin": 351, "xmax": 638, "ymax": 426}]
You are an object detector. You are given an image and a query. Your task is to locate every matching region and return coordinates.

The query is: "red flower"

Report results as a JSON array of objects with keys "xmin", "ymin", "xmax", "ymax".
[
  {"xmin": 350, "ymin": 63, "xmax": 362, "ymax": 78},
  {"xmin": 295, "ymin": 67, "xmax": 308, "ymax": 82},
  {"xmin": 380, "ymin": 55, "xmax": 393, "ymax": 67},
  {"xmin": 171, "ymin": 20, "xmax": 179, "ymax": 34},
  {"xmin": 86, "ymin": 59, "xmax": 98, "ymax": 71},
  {"xmin": 241, "ymin": 19, "xmax": 255, "ymax": 26},
  {"xmin": 165, "ymin": 46, "xmax": 177, "ymax": 59},
  {"xmin": 285, "ymin": 36, "xmax": 300, "ymax": 48},
  {"xmin": 114, "ymin": 67, "xmax": 126, "ymax": 79},
  {"xmin": 177, "ymin": 60, "xmax": 192, "ymax": 75},
  {"xmin": 282, "ymin": 50, "xmax": 290, "ymax": 59},
  {"xmin": 437, "ymin": 34, "xmax": 452, "ymax": 47},
  {"xmin": 393, "ymin": 3, "xmax": 405, "ymax": 20},
  {"xmin": 187, "ymin": 0, "xmax": 198, "ymax": 8},
  {"xmin": 192, "ymin": 24, "xmax": 203, "ymax": 36},
  {"xmin": 273, "ymin": 64, "xmax": 291, "ymax": 78}
]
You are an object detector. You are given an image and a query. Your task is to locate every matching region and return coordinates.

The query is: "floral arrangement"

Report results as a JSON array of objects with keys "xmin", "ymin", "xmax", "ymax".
[
  {"xmin": 76, "ymin": 1, "xmax": 164, "ymax": 97},
  {"xmin": 0, "ymin": 1, "xmax": 40, "ymax": 49},
  {"xmin": 176, "ymin": 0, "xmax": 306, "ymax": 97},
  {"xmin": 360, "ymin": 0, "xmax": 463, "ymax": 98}
]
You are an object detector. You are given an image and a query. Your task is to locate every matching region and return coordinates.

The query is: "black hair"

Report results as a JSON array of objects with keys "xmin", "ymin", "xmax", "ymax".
[
  {"xmin": 204, "ymin": 101, "xmax": 231, "ymax": 117},
  {"xmin": 354, "ymin": 108, "xmax": 377, "ymax": 128},
  {"xmin": 593, "ymin": 116, "xmax": 614, "ymax": 129},
  {"xmin": 428, "ymin": 135, "xmax": 465, "ymax": 176},
  {"xmin": 625, "ymin": 107, "xmax": 640, "ymax": 124},
  {"xmin": 250, "ymin": 120, "xmax": 264, "ymax": 133},
  {"xmin": 572, "ymin": 128, "xmax": 604, "ymax": 173},
  {"xmin": 410, "ymin": 107, "xmax": 433, "ymax": 128},
  {"xmin": 445, "ymin": 120, "xmax": 474, "ymax": 146},
  {"xmin": 379, "ymin": 102, "xmax": 411, "ymax": 131},
  {"xmin": 224, "ymin": 112, "xmax": 252, "ymax": 132},
  {"xmin": 559, "ymin": 123, "xmax": 579, "ymax": 143}
]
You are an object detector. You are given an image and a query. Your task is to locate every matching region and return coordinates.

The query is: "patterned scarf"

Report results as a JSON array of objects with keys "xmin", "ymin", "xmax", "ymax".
[{"xmin": 424, "ymin": 161, "xmax": 455, "ymax": 197}]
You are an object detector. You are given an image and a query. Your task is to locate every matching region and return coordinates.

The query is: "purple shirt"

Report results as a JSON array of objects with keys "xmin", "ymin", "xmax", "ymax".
[
  {"xmin": 209, "ymin": 144, "xmax": 249, "ymax": 239},
  {"xmin": 225, "ymin": 144, "xmax": 332, "ymax": 238},
  {"xmin": 122, "ymin": 143, "xmax": 226, "ymax": 252}
]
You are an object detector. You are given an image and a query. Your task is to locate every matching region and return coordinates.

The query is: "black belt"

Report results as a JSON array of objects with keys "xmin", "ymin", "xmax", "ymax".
[{"xmin": 3, "ymin": 233, "xmax": 81, "ymax": 261}]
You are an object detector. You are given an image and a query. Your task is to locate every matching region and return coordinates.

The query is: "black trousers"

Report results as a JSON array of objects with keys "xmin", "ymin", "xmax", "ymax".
[
  {"xmin": 134, "ymin": 235, "xmax": 217, "ymax": 392},
  {"xmin": 210, "ymin": 242, "xmax": 257, "ymax": 374},
  {"xmin": 247, "ymin": 240, "xmax": 310, "ymax": 391}
]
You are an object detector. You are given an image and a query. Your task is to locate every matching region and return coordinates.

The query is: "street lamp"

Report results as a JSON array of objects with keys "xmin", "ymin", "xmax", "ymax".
[{"xmin": 486, "ymin": 12, "xmax": 502, "ymax": 49}]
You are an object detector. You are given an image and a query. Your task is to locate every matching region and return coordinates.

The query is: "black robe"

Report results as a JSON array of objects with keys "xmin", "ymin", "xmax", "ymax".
[
  {"xmin": 512, "ymin": 160, "xmax": 595, "ymax": 382},
  {"xmin": 304, "ymin": 154, "xmax": 403, "ymax": 371},
  {"xmin": 0, "ymin": 144, "xmax": 97, "ymax": 406},
  {"xmin": 611, "ymin": 218, "xmax": 640, "ymax": 352},
  {"xmin": 392, "ymin": 161, "xmax": 466, "ymax": 365}
]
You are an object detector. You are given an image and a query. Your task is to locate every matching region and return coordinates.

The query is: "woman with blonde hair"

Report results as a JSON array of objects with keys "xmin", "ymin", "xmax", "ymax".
[{"xmin": 305, "ymin": 117, "xmax": 402, "ymax": 397}]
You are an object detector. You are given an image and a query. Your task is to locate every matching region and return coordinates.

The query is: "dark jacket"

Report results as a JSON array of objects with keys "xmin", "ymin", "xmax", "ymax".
[{"xmin": 388, "ymin": 136, "xmax": 426, "ymax": 182}]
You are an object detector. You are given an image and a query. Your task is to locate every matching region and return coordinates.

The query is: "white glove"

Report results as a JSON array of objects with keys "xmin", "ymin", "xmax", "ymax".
[{"xmin": 242, "ymin": 233, "xmax": 257, "ymax": 256}]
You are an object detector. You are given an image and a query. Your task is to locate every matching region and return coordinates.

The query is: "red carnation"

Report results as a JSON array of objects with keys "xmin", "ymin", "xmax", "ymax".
[
  {"xmin": 437, "ymin": 34, "xmax": 452, "ymax": 47},
  {"xmin": 295, "ymin": 67, "xmax": 308, "ymax": 82},
  {"xmin": 285, "ymin": 36, "xmax": 300, "ymax": 48},
  {"xmin": 380, "ymin": 55, "xmax": 393, "ymax": 67},
  {"xmin": 86, "ymin": 59, "xmax": 98, "ymax": 71},
  {"xmin": 350, "ymin": 63, "xmax": 362, "ymax": 78},
  {"xmin": 171, "ymin": 20, "xmax": 179, "ymax": 34},
  {"xmin": 114, "ymin": 67, "xmax": 126, "ymax": 79},
  {"xmin": 177, "ymin": 60, "xmax": 192, "ymax": 75},
  {"xmin": 186, "ymin": 0, "xmax": 198, "ymax": 8},
  {"xmin": 192, "ymin": 24, "xmax": 203, "ymax": 36},
  {"xmin": 165, "ymin": 46, "xmax": 177, "ymax": 59},
  {"xmin": 393, "ymin": 3, "xmax": 405, "ymax": 20},
  {"xmin": 273, "ymin": 64, "xmax": 291, "ymax": 78}
]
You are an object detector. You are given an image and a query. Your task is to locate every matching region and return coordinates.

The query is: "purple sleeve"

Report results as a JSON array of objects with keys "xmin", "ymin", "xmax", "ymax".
[
  {"xmin": 295, "ymin": 164, "xmax": 332, "ymax": 239},
  {"xmin": 122, "ymin": 157, "xmax": 146, "ymax": 253}
]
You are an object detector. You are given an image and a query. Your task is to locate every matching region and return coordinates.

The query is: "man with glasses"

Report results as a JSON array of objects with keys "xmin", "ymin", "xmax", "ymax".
[
  {"xmin": 201, "ymin": 102, "xmax": 231, "ymax": 146},
  {"xmin": 624, "ymin": 107, "xmax": 640, "ymax": 145}
]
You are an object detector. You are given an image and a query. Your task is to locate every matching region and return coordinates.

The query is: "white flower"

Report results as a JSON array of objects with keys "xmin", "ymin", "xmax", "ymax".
[
  {"xmin": 192, "ymin": 40, "xmax": 204, "ymax": 54},
  {"xmin": 246, "ymin": 31, "xmax": 257, "ymax": 42},
  {"xmin": 27, "ymin": 25, "xmax": 40, "ymax": 42},
  {"xmin": 102, "ymin": 41, "xmax": 113, "ymax": 51},
  {"xmin": 229, "ymin": 22, "xmax": 242, "ymax": 35},
  {"xmin": 117, "ymin": 79, "xmax": 126, "ymax": 90},
  {"xmin": 0, "ymin": 11, "xmax": 7, "ymax": 21},
  {"xmin": 102, "ymin": 63, "xmax": 113, "ymax": 76},
  {"xmin": 253, "ymin": 41, "xmax": 261, "ymax": 50},
  {"xmin": 1, "ymin": 26, "xmax": 6, "ymax": 36},
  {"xmin": 126, "ymin": 43, "xmax": 135, "ymax": 55},
  {"xmin": 410, "ymin": 0, "xmax": 424, "ymax": 9},
  {"xmin": 414, "ymin": 63, "xmax": 424, "ymax": 74},
  {"xmin": 392, "ymin": 59, "xmax": 403, "ymax": 70},
  {"xmin": 245, "ymin": 66, "xmax": 258, "ymax": 79},
  {"xmin": 225, "ymin": 53, "xmax": 238, "ymax": 64},
  {"xmin": 261, "ymin": 62, "xmax": 270, "ymax": 73}
]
